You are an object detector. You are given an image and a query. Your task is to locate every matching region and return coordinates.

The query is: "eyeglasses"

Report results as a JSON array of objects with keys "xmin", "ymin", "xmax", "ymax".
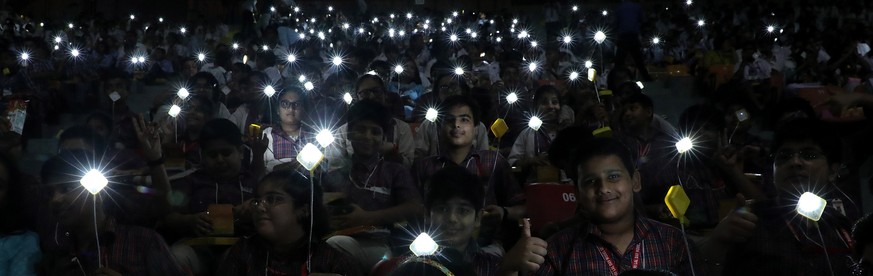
[
  {"xmin": 772, "ymin": 150, "xmax": 824, "ymax": 164},
  {"xmin": 251, "ymin": 194, "xmax": 291, "ymax": 208},
  {"xmin": 279, "ymin": 100, "xmax": 301, "ymax": 110}
]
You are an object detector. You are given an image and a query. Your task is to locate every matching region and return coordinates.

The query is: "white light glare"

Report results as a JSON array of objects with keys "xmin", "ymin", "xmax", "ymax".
[
  {"xmin": 20, "ymin": 53, "xmax": 29, "ymax": 60},
  {"xmin": 394, "ymin": 65, "xmax": 404, "ymax": 74},
  {"xmin": 343, "ymin": 92, "xmax": 353, "ymax": 105},
  {"xmin": 168, "ymin": 104, "xmax": 182, "ymax": 117},
  {"xmin": 410, "ymin": 233, "xmax": 439, "ymax": 256},
  {"xmin": 528, "ymin": 62, "xmax": 538, "ymax": 72},
  {"xmin": 652, "ymin": 37, "xmax": 661, "ymax": 44},
  {"xmin": 676, "ymin": 137, "xmax": 693, "ymax": 153},
  {"xmin": 594, "ymin": 31, "xmax": 606, "ymax": 44},
  {"xmin": 425, "ymin": 108, "xmax": 439, "ymax": 122},
  {"xmin": 636, "ymin": 81, "xmax": 645, "ymax": 89},
  {"xmin": 569, "ymin": 71, "xmax": 579, "ymax": 80},
  {"xmin": 332, "ymin": 56, "xmax": 343, "ymax": 66},
  {"xmin": 80, "ymin": 169, "xmax": 108, "ymax": 195},
  {"xmin": 563, "ymin": 35, "xmax": 572, "ymax": 44},
  {"xmin": 70, "ymin": 48, "xmax": 80, "ymax": 57},
  {"xmin": 454, "ymin": 67, "xmax": 464, "ymax": 75},
  {"xmin": 796, "ymin": 192, "xmax": 827, "ymax": 221},
  {"xmin": 506, "ymin": 92, "xmax": 518, "ymax": 104},
  {"xmin": 528, "ymin": 116, "xmax": 543, "ymax": 131},
  {"xmin": 177, "ymin": 88, "xmax": 189, "ymax": 99},
  {"xmin": 304, "ymin": 82, "xmax": 314, "ymax": 91},
  {"xmin": 232, "ymin": 43, "xmax": 239, "ymax": 50},
  {"xmin": 584, "ymin": 60, "xmax": 593, "ymax": 69},
  {"xmin": 197, "ymin": 52, "xmax": 206, "ymax": 62},
  {"xmin": 316, "ymin": 129, "xmax": 335, "ymax": 147},
  {"xmin": 697, "ymin": 20, "xmax": 705, "ymax": 27},
  {"xmin": 296, "ymin": 143, "xmax": 324, "ymax": 171},
  {"xmin": 766, "ymin": 25, "xmax": 775, "ymax": 33},
  {"xmin": 287, "ymin": 54, "xmax": 297, "ymax": 63},
  {"xmin": 264, "ymin": 85, "xmax": 276, "ymax": 97},
  {"xmin": 450, "ymin": 34, "xmax": 458, "ymax": 42}
]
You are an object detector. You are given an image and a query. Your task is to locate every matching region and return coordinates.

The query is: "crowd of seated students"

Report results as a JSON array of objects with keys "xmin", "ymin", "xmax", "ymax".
[{"xmin": 2, "ymin": 0, "xmax": 873, "ymax": 275}]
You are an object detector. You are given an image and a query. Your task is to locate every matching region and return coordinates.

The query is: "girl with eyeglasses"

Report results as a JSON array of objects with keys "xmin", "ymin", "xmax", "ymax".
[{"xmin": 262, "ymin": 89, "xmax": 312, "ymax": 172}]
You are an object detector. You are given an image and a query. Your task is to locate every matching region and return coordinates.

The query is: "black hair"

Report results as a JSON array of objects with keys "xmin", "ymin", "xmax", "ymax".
[
  {"xmin": 85, "ymin": 112, "xmax": 114, "ymax": 133},
  {"xmin": 852, "ymin": 213, "xmax": 873, "ymax": 259},
  {"xmin": 188, "ymin": 94, "xmax": 215, "ymax": 117},
  {"xmin": 259, "ymin": 170, "xmax": 330, "ymax": 240},
  {"xmin": 425, "ymin": 167, "xmax": 485, "ymax": 212},
  {"xmin": 533, "ymin": 85, "xmax": 561, "ymax": 105},
  {"xmin": 347, "ymin": 99, "xmax": 392, "ymax": 132},
  {"xmin": 622, "ymin": 92, "xmax": 654, "ymax": 110},
  {"xmin": 771, "ymin": 118, "xmax": 841, "ymax": 164},
  {"xmin": 549, "ymin": 126, "xmax": 596, "ymax": 180},
  {"xmin": 40, "ymin": 149, "xmax": 100, "ymax": 188},
  {"xmin": 190, "ymin": 71, "xmax": 218, "ymax": 87},
  {"xmin": 58, "ymin": 125, "xmax": 108, "ymax": 153},
  {"xmin": 355, "ymin": 73, "xmax": 386, "ymax": 92},
  {"xmin": 199, "ymin": 118, "xmax": 243, "ymax": 147},
  {"xmin": 440, "ymin": 95, "xmax": 481, "ymax": 125},
  {"xmin": 0, "ymin": 154, "xmax": 27, "ymax": 235},
  {"xmin": 678, "ymin": 104, "xmax": 725, "ymax": 132},
  {"xmin": 570, "ymin": 138, "xmax": 637, "ymax": 185}
]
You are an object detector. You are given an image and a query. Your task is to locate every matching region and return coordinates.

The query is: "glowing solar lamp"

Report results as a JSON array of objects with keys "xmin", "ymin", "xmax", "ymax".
[
  {"xmin": 304, "ymin": 82, "xmax": 314, "ymax": 91},
  {"xmin": 168, "ymin": 104, "xmax": 182, "ymax": 118},
  {"xmin": 177, "ymin": 88, "xmax": 189, "ymax": 100},
  {"xmin": 797, "ymin": 192, "xmax": 827, "ymax": 221},
  {"xmin": 394, "ymin": 65, "xmax": 404, "ymax": 75},
  {"xmin": 80, "ymin": 169, "xmax": 108, "ymax": 267},
  {"xmin": 331, "ymin": 56, "xmax": 343, "ymax": 66},
  {"xmin": 297, "ymin": 143, "xmax": 325, "ymax": 172},
  {"xmin": 593, "ymin": 31, "xmax": 606, "ymax": 44},
  {"xmin": 562, "ymin": 35, "xmax": 572, "ymax": 44},
  {"xmin": 584, "ymin": 60, "xmax": 593, "ymax": 69},
  {"xmin": 766, "ymin": 25, "xmax": 775, "ymax": 33},
  {"xmin": 454, "ymin": 67, "xmax": 464, "ymax": 76},
  {"xmin": 506, "ymin": 92, "xmax": 518, "ymax": 105},
  {"xmin": 652, "ymin": 37, "xmax": 661, "ymax": 45},
  {"xmin": 676, "ymin": 137, "xmax": 693, "ymax": 154},
  {"xmin": 196, "ymin": 52, "xmax": 206, "ymax": 62},
  {"xmin": 81, "ymin": 169, "xmax": 109, "ymax": 195},
  {"xmin": 569, "ymin": 71, "xmax": 579, "ymax": 81},
  {"xmin": 528, "ymin": 116, "xmax": 543, "ymax": 131},
  {"xmin": 425, "ymin": 108, "xmax": 439, "ymax": 123},
  {"xmin": 636, "ymin": 81, "xmax": 644, "ymax": 89},
  {"xmin": 316, "ymin": 129, "xmax": 335, "ymax": 148},
  {"xmin": 410, "ymin": 233, "xmax": 439, "ymax": 256},
  {"xmin": 343, "ymin": 92, "xmax": 353, "ymax": 105},
  {"xmin": 587, "ymin": 68, "xmax": 597, "ymax": 82}
]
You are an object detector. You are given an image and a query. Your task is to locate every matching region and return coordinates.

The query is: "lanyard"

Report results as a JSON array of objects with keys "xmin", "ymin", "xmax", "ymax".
[
  {"xmin": 783, "ymin": 219, "xmax": 852, "ymax": 253},
  {"xmin": 597, "ymin": 242, "xmax": 643, "ymax": 276}
]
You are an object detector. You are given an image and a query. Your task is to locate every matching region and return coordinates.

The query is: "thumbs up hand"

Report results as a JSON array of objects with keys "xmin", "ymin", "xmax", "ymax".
[
  {"xmin": 711, "ymin": 193, "xmax": 759, "ymax": 244},
  {"xmin": 499, "ymin": 218, "xmax": 549, "ymax": 275}
]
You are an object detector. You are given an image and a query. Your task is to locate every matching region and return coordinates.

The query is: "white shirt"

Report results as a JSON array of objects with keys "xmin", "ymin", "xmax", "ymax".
[
  {"xmin": 262, "ymin": 126, "xmax": 297, "ymax": 172},
  {"xmin": 217, "ymin": 103, "xmax": 249, "ymax": 134}
]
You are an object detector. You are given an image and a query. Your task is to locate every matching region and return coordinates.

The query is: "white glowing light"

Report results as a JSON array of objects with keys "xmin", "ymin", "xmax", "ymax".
[
  {"xmin": 406, "ymin": 13, "xmax": 413, "ymax": 19},
  {"xmin": 496, "ymin": 37, "xmax": 502, "ymax": 42},
  {"xmin": 697, "ymin": 20, "xmax": 705, "ymax": 27},
  {"xmin": 20, "ymin": 53, "xmax": 29, "ymax": 60},
  {"xmin": 602, "ymin": 10, "xmax": 608, "ymax": 16},
  {"xmin": 287, "ymin": 54, "xmax": 297, "ymax": 63},
  {"xmin": 68, "ymin": 23, "xmax": 74, "ymax": 29},
  {"xmin": 294, "ymin": 6, "xmax": 300, "ymax": 12},
  {"xmin": 636, "ymin": 81, "xmax": 645, "ymax": 89},
  {"xmin": 297, "ymin": 143, "xmax": 324, "ymax": 171},
  {"xmin": 131, "ymin": 56, "xmax": 138, "ymax": 64},
  {"xmin": 304, "ymin": 82, "xmax": 314, "ymax": 91},
  {"xmin": 389, "ymin": 28, "xmax": 395, "ymax": 37},
  {"xmin": 563, "ymin": 35, "xmax": 572, "ymax": 44},
  {"xmin": 54, "ymin": 36, "xmax": 62, "ymax": 43},
  {"xmin": 465, "ymin": 28, "xmax": 472, "ymax": 34},
  {"xmin": 158, "ymin": 17, "xmax": 164, "ymax": 23},
  {"xmin": 264, "ymin": 85, "xmax": 276, "ymax": 97},
  {"xmin": 454, "ymin": 67, "xmax": 464, "ymax": 75},
  {"xmin": 342, "ymin": 23, "xmax": 350, "ymax": 29},
  {"xmin": 197, "ymin": 52, "xmax": 206, "ymax": 62},
  {"xmin": 316, "ymin": 129, "xmax": 335, "ymax": 147},
  {"xmin": 676, "ymin": 137, "xmax": 693, "ymax": 153},
  {"xmin": 452, "ymin": 11, "xmax": 459, "ymax": 17},
  {"xmin": 343, "ymin": 92, "xmax": 353, "ymax": 105},
  {"xmin": 766, "ymin": 25, "xmax": 775, "ymax": 33},
  {"xmin": 232, "ymin": 43, "xmax": 239, "ymax": 50},
  {"xmin": 270, "ymin": 6, "xmax": 276, "ymax": 12},
  {"xmin": 328, "ymin": 6, "xmax": 334, "ymax": 11},
  {"xmin": 528, "ymin": 116, "xmax": 543, "ymax": 131},
  {"xmin": 518, "ymin": 30, "xmax": 529, "ymax": 39},
  {"xmin": 168, "ymin": 104, "xmax": 182, "ymax": 117},
  {"xmin": 569, "ymin": 71, "xmax": 579, "ymax": 80},
  {"xmin": 129, "ymin": 14, "xmax": 135, "ymax": 20},
  {"xmin": 528, "ymin": 62, "xmax": 538, "ymax": 72},
  {"xmin": 425, "ymin": 108, "xmax": 438, "ymax": 122},
  {"xmin": 410, "ymin": 233, "xmax": 439, "ymax": 256},
  {"xmin": 70, "ymin": 48, "xmax": 80, "ymax": 57},
  {"xmin": 262, "ymin": 45, "xmax": 269, "ymax": 51},
  {"xmin": 180, "ymin": 27, "xmax": 187, "ymax": 34},
  {"xmin": 298, "ymin": 75, "xmax": 306, "ymax": 82},
  {"xmin": 587, "ymin": 68, "xmax": 597, "ymax": 82},
  {"xmin": 513, "ymin": 19, "xmax": 519, "ymax": 24},
  {"xmin": 531, "ymin": 41, "xmax": 538, "ymax": 48},
  {"xmin": 797, "ymin": 192, "xmax": 827, "ymax": 221},
  {"xmin": 177, "ymin": 88, "xmax": 190, "ymax": 99},
  {"xmin": 394, "ymin": 65, "xmax": 404, "ymax": 74},
  {"xmin": 137, "ymin": 56, "xmax": 145, "ymax": 63},
  {"xmin": 572, "ymin": 5, "xmax": 578, "ymax": 11},
  {"xmin": 399, "ymin": 30, "xmax": 406, "ymax": 37},
  {"xmin": 506, "ymin": 92, "xmax": 518, "ymax": 104},
  {"xmin": 686, "ymin": 0, "xmax": 693, "ymax": 5},
  {"xmin": 450, "ymin": 34, "xmax": 458, "ymax": 42},
  {"xmin": 594, "ymin": 31, "xmax": 606, "ymax": 44},
  {"xmin": 652, "ymin": 37, "xmax": 661, "ymax": 45},
  {"xmin": 332, "ymin": 56, "xmax": 343, "ymax": 66},
  {"xmin": 80, "ymin": 169, "xmax": 108, "ymax": 195},
  {"xmin": 470, "ymin": 32, "xmax": 477, "ymax": 38}
]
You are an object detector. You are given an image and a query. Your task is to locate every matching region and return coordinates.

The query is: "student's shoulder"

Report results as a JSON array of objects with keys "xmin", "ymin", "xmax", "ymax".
[{"xmin": 640, "ymin": 217, "xmax": 685, "ymax": 243}]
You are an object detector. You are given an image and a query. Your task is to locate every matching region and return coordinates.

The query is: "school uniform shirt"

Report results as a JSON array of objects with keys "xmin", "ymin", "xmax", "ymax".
[
  {"xmin": 536, "ymin": 215, "xmax": 695, "ymax": 275},
  {"xmin": 322, "ymin": 156, "xmax": 422, "ymax": 218},
  {"xmin": 262, "ymin": 127, "xmax": 311, "ymax": 172},
  {"xmin": 170, "ymin": 170, "xmax": 257, "ymax": 214}
]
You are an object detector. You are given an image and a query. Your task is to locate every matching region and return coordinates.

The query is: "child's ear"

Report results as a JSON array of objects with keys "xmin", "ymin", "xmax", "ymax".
[{"xmin": 632, "ymin": 170, "xmax": 642, "ymax": 193}]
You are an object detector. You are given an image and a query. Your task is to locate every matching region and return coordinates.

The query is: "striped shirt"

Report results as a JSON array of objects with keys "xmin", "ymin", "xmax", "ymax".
[{"xmin": 536, "ymin": 215, "xmax": 696, "ymax": 275}]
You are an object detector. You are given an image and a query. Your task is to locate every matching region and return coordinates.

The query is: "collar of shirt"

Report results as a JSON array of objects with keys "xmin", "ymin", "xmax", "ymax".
[
  {"xmin": 436, "ymin": 146, "xmax": 479, "ymax": 166},
  {"xmin": 351, "ymin": 154, "xmax": 382, "ymax": 172},
  {"xmin": 583, "ymin": 214, "xmax": 652, "ymax": 249}
]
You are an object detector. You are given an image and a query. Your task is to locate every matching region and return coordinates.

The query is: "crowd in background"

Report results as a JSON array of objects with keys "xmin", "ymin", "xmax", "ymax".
[{"xmin": 1, "ymin": 0, "xmax": 873, "ymax": 275}]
